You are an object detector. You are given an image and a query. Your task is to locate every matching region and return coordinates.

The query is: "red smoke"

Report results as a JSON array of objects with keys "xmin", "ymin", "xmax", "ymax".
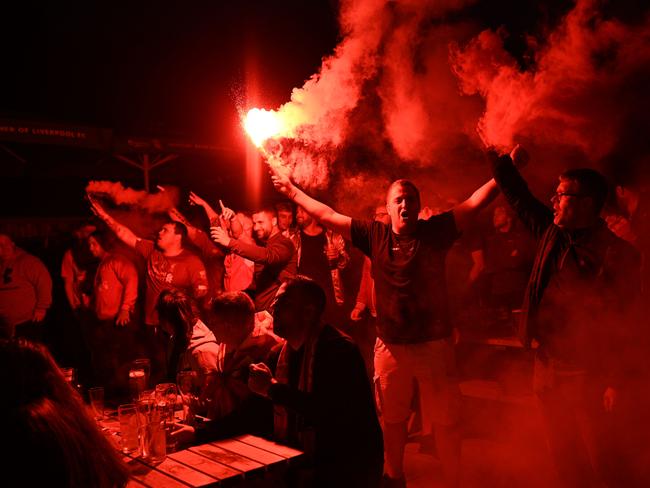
[
  {"xmin": 451, "ymin": 0, "xmax": 650, "ymax": 160},
  {"xmin": 86, "ymin": 181, "xmax": 179, "ymax": 213},
  {"xmin": 253, "ymin": 0, "xmax": 649, "ymax": 211}
]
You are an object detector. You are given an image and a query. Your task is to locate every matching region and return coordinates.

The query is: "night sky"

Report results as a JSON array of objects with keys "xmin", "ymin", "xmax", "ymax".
[{"xmin": 0, "ymin": 0, "xmax": 643, "ymax": 217}]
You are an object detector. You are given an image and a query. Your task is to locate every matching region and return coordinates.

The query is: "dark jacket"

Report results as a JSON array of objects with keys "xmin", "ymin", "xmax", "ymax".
[
  {"xmin": 491, "ymin": 154, "xmax": 640, "ymax": 379},
  {"xmin": 229, "ymin": 231, "xmax": 296, "ymax": 311},
  {"xmin": 268, "ymin": 325, "xmax": 383, "ymax": 488}
]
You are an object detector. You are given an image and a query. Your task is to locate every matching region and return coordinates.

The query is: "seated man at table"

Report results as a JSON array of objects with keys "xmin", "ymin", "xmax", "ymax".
[
  {"xmin": 248, "ymin": 276, "xmax": 384, "ymax": 488},
  {"xmin": 193, "ymin": 291, "xmax": 282, "ymax": 440}
]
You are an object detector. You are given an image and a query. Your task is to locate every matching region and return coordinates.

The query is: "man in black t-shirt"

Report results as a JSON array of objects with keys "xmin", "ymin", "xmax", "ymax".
[
  {"xmin": 290, "ymin": 205, "xmax": 349, "ymax": 324},
  {"xmin": 269, "ymin": 158, "xmax": 508, "ymax": 487}
]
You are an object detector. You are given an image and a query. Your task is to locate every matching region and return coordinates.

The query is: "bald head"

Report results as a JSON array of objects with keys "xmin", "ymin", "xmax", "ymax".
[{"xmin": 386, "ymin": 180, "xmax": 421, "ymax": 234}]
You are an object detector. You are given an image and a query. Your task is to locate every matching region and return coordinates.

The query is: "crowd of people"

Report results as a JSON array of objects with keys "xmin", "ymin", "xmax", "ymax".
[{"xmin": 0, "ymin": 145, "xmax": 648, "ymax": 487}]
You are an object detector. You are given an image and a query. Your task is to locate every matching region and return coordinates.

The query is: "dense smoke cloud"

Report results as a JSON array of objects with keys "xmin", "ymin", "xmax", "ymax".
[
  {"xmin": 451, "ymin": 0, "xmax": 650, "ymax": 162},
  {"xmin": 85, "ymin": 181, "xmax": 179, "ymax": 213},
  {"xmin": 261, "ymin": 0, "xmax": 649, "ymax": 213}
]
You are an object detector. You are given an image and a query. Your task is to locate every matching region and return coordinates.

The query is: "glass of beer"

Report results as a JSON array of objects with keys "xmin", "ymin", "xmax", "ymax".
[
  {"xmin": 118, "ymin": 403, "xmax": 140, "ymax": 455},
  {"xmin": 129, "ymin": 359, "xmax": 150, "ymax": 401}
]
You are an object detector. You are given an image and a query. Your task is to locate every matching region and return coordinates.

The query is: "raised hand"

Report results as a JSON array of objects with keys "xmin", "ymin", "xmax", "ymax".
[
  {"xmin": 87, "ymin": 194, "xmax": 110, "ymax": 220},
  {"xmin": 219, "ymin": 200, "xmax": 235, "ymax": 221},
  {"xmin": 510, "ymin": 144, "xmax": 530, "ymax": 169},
  {"xmin": 269, "ymin": 164, "xmax": 296, "ymax": 198},
  {"xmin": 188, "ymin": 191, "xmax": 208, "ymax": 207},
  {"xmin": 210, "ymin": 226, "xmax": 231, "ymax": 248}
]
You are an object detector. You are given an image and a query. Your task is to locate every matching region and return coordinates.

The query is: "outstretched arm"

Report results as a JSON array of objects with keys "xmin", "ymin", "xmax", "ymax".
[
  {"xmin": 270, "ymin": 165, "xmax": 352, "ymax": 240},
  {"xmin": 219, "ymin": 200, "xmax": 243, "ymax": 238},
  {"xmin": 88, "ymin": 195, "xmax": 138, "ymax": 248},
  {"xmin": 453, "ymin": 178, "xmax": 500, "ymax": 233},
  {"xmin": 489, "ymin": 146, "xmax": 553, "ymax": 238},
  {"xmin": 189, "ymin": 191, "xmax": 220, "ymax": 224}
]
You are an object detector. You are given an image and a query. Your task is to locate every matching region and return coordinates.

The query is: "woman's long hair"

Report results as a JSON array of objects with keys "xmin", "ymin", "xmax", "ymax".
[
  {"xmin": 0, "ymin": 339, "xmax": 129, "ymax": 487},
  {"xmin": 157, "ymin": 290, "xmax": 200, "ymax": 376}
]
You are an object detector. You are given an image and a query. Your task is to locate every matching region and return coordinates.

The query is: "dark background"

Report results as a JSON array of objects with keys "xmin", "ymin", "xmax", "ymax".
[{"xmin": 0, "ymin": 0, "xmax": 641, "ymax": 217}]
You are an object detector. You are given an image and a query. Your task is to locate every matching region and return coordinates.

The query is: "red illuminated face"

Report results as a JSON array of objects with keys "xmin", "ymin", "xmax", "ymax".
[
  {"xmin": 252, "ymin": 212, "xmax": 276, "ymax": 243},
  {"xmin": 386, "ymin": 184, "xmax": 420, "ymax": 234},
  {"xmin": 295, "ymin": 206, "xmax": 313, "ymax": 229},
  {"xmin": 156, "ymin": 224, "xmax": 181, "ymax": 251},
  {"xmin": 87, "ymin": 236, "xmax": 105, "ymax": 259},
  {"xmin": 551, "ymin": 179, "xmax": 591, "ymax": 229},
  {"xmin": 277, "ymin": 210, "xmax": 293, "ymax": 231}
]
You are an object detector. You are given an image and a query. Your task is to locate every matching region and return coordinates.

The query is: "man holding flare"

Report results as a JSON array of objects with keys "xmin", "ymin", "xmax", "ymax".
[{"xmin": 265, "ymin": 146, "xmax": 527, "ymax": 487}]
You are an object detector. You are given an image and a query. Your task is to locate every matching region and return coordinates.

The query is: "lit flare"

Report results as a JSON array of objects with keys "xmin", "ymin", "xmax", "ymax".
[{"xmin": 243, "ymin": 108, "xmax": 282, "ymax": 147}]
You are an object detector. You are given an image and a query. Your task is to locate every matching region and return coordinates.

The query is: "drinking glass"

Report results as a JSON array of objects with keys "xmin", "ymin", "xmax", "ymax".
[
  {"xmin": 133, "ymin": 358, "xmax": 151, "ymax": 385},
  {"xmin": 139, "ymin": 420, "xmax": 166, "ymax": 463},
  {"xmin": 129, "ymin": 358, "xmax": 150, "ymax": 401},
  {"xmin": 118, "ymin": 403, "xmax": 140, "ymax": 455},
  {"xmin": 88, "ymin": 387, "xmax": 105, "ymax": 421},
  {"xmin": 136, "ymin": 397, "xmax": 166, "ymax": 463},
  {"xmin": 155, "ymin": 382, "xmax": 179, "ymax": 453}
]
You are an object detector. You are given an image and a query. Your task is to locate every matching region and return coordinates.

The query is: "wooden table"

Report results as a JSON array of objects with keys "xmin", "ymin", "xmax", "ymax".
[{"xmin": 100, "ymin": 416, "xmax": 303, "ymax": 487}]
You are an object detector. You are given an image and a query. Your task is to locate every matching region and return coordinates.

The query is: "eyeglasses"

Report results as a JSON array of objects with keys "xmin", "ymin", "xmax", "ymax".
[
  {"xmin": 551, "ymin": 192, "xmax": 584, "ymax": 202},
  {"xmin": 374, "ymin": 212, "xmax": 388, "ymax": 218}
]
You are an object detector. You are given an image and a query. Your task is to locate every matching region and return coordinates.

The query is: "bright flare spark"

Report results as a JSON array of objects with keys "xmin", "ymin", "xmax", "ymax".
[{"xmin": 243, "ymin": 108, "xmax": 282, "ymax": 147}]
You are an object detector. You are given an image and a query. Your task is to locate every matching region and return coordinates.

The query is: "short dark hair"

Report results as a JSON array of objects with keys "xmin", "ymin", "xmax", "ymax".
[
  {"xmin": 387, "ymin": 179, "xmax": 421, "ymax": 207},
  {"xmin": 211, "ymin": 291, "xmax": 255, "ymax": 332},
  {"xmin": 253, "ymin": 206, "xmax": 278, "ymax": 220},
  {"xmin": 168, "ymin": 221, "xmax": 188, "ymax": 238},
  {"xmin": 282, "ymin": 275, "xmax": 327, "ymax": 316},
  {"xmin": 163, "ymin": 220, "xmax": 189, "ymax": 247},
  {"xmin": 560, "ymin": 168, "xmax": 609, "ymax": 214},
  {"xmin": 88, "ymin": 229, "xmax": 115, "ymax": 252},
  {"xmin": 275, "ymin": 202, "xmax": 293, "ymax": 213}
]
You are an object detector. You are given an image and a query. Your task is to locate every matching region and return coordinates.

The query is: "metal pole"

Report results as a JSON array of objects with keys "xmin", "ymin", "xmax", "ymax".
[{"xmin": 142, "ymin": 153, "xmax": 150, "ymax": 192}]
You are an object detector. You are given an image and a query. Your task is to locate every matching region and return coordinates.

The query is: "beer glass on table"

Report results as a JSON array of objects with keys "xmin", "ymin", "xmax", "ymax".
[
  {"xmin": 118, "ymin": 403, "xmax": 140, "ymax": 455},
  {"xmin": 128, "ymin": 358, "xmax": 150, "ymax": 401},
  {"xmin": 155, "ymin": 382, "xmax": 179, "ymax": 452}
]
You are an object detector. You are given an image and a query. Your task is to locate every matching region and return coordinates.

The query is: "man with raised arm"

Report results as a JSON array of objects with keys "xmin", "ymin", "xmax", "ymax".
[
  {"xmin": 89, "ymin": 196, "xmax": 208, "ymax": 381},
  {"xmin": 490, "ymin": 148, "xmax": 641, "ymax": 486},
  {"xmin": 163, "ymin": 189, "xmax": 238, "ymax": 298},
  {"xmin": 269, "ymin": 153, "xmax": 508, "ymax": 488},
  {"xmin": 211, "ymin": 206, "xmax": 296, "ymax": 312}
]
